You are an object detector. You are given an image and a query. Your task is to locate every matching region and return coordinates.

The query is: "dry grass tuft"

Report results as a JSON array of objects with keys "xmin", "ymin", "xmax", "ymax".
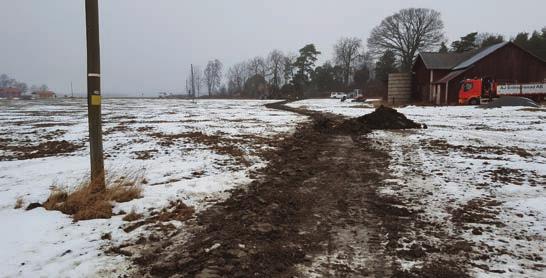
[
  {"xmin": 122, "ymin": 209, "xmax": 144, "ymax": 222},
  {"xmin": 14, "ymin": 197, "xmax": 23, "ymax": 209},
  {"xmin": 44, "ymin": 171, "xmax": 144, "ymax": 221}
]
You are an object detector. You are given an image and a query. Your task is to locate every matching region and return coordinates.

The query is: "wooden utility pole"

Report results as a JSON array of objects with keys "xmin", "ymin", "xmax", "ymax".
[{"xmin": 85, "ymin": 0, "xmax": 105, "ymax": 190}]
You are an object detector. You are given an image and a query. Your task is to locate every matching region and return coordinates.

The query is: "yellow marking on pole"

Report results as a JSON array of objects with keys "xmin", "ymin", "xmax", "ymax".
[{"xmin": 91, "ymin": 95, "xmax": 101, "ymax": 105}]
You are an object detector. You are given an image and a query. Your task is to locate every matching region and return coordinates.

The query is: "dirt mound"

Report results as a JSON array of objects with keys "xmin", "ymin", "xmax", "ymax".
[
  {"xmin": 355, "ymin": 106, "xmax": 423, "ymax": 129},
  {"xmin": 481, "ymin": 96, "xmax": 539, "ymax": 108},
  {"xmin": 317, "ymin": 105, "xmax": 423, "ymax": 134}
]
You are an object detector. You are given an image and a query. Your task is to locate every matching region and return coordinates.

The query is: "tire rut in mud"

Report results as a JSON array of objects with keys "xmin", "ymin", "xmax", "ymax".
[{"xmin": 132, "ymin": 102, "xmax": 394, "ymax": 277}]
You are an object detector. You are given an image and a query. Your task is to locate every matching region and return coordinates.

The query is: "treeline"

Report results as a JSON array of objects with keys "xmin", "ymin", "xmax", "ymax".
[
  {"xmin": 439, "ymin": 29, "xmax": 546, "ymax": 61},
  {"xmin": 0, "ymin": 73, "xmax": 49, "ymax": 92},
  {"xmin": 192, "ymin": 37, "xmax": 410, "ymax": 99},
  {"xmin": 191, "ymin": 8, "xmax": 545, "ymax": 99},
  {"xmin": 192, "ymin": 8, "xmax": 445, "ymax": 99}
]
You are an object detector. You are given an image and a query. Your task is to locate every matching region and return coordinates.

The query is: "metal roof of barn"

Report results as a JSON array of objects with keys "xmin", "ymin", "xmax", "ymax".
[
  {"xmin": 452, "ymin": 42, "xmax": 509, "ymax": 70},
  {"xmin": 418, "ymin": 51, "xmax": 478, "ymax": 70},
  {"xmin": 416, "ymin": 42, "xmax": 510, "ymax": 71}
]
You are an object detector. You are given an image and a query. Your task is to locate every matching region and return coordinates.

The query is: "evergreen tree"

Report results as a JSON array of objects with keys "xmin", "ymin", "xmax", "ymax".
[
  {"xmin": 375, "ymin": 51, "xmax": 398, "ymax": 84},
  {"xmin": 478, "ymin": 33, "xmax": 505, "ymax": 48},
  {"xmin": 513, "ymin": 32, "xmax": 529, "ymax": 48},
  {"xmin": 512, "ymin": 30, "xmax": 546, "ymax": 61},
  {"xmin": 451, "ymin": 32, "xmax": 478, "ymax": 52},
  {"xmin": 292, "ymin": 44, "xmax": 321, "ymax": 93},
  {"xmin": 528, "ymin": 31, "xmax": 546, "ymax": 60},
  {"xmin": 293, "ymin": 44, "xmax": 321, "ymax": 81}
]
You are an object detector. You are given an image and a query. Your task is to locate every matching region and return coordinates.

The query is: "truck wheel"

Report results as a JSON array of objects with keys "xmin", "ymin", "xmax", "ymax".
[{"xmin": 469, "ymin": 98, "xmax": 479, "ymax": 105}]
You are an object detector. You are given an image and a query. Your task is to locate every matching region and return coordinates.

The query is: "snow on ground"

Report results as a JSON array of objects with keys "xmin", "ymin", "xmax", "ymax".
[
  {"xmin": 290, "ymin": 99, "xmax": 546, "ymax": 277},
  {"xmin": 0, "ymin": 99, "xmax": 304, "ymax": 277}
]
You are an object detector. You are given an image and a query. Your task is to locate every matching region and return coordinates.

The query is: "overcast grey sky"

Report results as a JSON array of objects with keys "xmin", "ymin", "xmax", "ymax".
[{"xmin": 1, "ymin": 0, "xmax": 544, "ymax": 96}]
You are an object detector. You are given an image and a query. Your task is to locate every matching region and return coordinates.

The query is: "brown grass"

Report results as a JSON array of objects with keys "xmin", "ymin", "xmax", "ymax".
[
  {"xmin": 14, "ymin": 197, "xmax": 23, "ymax": 209},
  {"xmin": 43, "ymin": 171, "xmax": 144, "ymax": 221},
  {"xmin": 123, "ymin": 209, "xmax": 144, "ymax": 222}
]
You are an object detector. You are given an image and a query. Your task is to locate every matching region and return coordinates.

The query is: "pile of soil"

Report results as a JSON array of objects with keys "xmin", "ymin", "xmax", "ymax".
[
  {"xmin": 481, "ymin": 96, "xmax": 539, "ymax": 108},
  {"xmin": 319, "ymin": 105, "xmax": 424, "ymax": 134},
  {"xmin": 356, "ymin": 105, "xmax": 423, "ymax": 129}
]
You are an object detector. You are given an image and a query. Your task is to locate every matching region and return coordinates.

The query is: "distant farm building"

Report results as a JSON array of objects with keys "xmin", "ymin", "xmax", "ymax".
[
  {"xmin": 32, "ymin": 90, "xmax": 57, "ymax": 99},
  {"xmin": 0, "ymin": 88, "xmax": 22, "ymax": 98},
  {"xmin": 411, "ymin": 42, "xmax": 546, "ymax": 105}
]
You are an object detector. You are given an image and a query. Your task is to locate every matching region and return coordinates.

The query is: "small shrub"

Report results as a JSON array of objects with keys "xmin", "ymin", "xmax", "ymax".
[{"xmin": 44, "ymin": 171, "xmax": 144, "ymax": 221}]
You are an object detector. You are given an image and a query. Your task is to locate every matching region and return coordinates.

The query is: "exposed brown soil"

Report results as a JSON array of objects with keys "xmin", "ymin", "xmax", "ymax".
[
  {"xmin": 40, "ymin": 129, "xmax": 68, "ymax": 140},
  {"xmin": 149, "ymin": 131, "xmax": 251, "ymax": 166},
  {"xmin": 118, "ymin": 102, "xmax": 471, "ymax": 277},
  {"xmin": 0, "ymin": 140, "xmax": 84, "ymax": 161},
  {"xmin": 425, "ymin": 138, "xmax": 533, "ymax": 158},
  {"xmin": 104, "ymin": 123, "xmax": 133, "ymax": 135},
  {"xmin": 451, "ymin": 198, "xmax": 504, "ymax": 227}
]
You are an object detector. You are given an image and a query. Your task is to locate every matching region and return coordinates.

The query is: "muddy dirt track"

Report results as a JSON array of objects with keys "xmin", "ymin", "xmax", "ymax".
[{"xmin": 130, "ymin": 102, "xmax": 470, "ymax": 277}]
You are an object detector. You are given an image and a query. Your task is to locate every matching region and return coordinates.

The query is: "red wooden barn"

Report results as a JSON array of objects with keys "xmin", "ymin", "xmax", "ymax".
[{"xmin": 412, "ymin": 42, "xmax": 546, "ymax": 105}]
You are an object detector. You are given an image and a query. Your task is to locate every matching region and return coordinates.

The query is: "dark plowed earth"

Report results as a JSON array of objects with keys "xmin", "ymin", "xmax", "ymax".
[{"xmin": 130, "ymin": 101, "xmax": 467, "ymax": 277}]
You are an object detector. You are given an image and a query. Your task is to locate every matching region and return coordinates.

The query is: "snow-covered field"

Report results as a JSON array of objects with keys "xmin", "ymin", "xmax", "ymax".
[
  {"xmin": 0, "ymin": 99, "xmax": 303, "ymax": 277},
  {"xmin": 289, "ymin": 99, "xmax": 546, "ymax": 277},
  {"xmin": 1, "ymin": 98, "xmax": 544, "ymax": 277}
]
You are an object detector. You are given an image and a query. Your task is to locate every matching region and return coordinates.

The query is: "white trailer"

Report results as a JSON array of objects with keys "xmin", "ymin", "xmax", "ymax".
[{"xmin": 497, "ymin": 83, "xmax": 546, "ymax": 95}]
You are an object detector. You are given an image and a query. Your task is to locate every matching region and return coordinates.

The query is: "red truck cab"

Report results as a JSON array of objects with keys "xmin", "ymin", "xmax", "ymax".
[{"xmin": 458, "ymin": 78, "xmax": 497, "ymax": 105}]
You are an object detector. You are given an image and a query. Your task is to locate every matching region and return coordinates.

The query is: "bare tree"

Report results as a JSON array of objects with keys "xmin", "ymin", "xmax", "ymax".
[
  {"xmin": 227, "ymin": 62, "xmax": 247, "ymax": 94},
  {"xmin": 360, "ymin": 51, "xmax": 376, "ymax": 79},
  {"xmin": 367, "ymin": 8, "xmax": 445, "ymax": 71},
  {"xmin": 283, "ymin": 54, "xmax": 297, "ymax": 86},
  {"xmin": 334, "ymin": 37, "xmax": 363, "ymax": 86},
  {"xmin": 204, "ymin": 59, "xmax": 223, "ymax": 96},
  {"xmin": 247, "ymin": 56, "xmax": 266, "ymax": 77},
  {"xmin": 266, "ymin": 50, "xmax": 285, "ymax": 91}
]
